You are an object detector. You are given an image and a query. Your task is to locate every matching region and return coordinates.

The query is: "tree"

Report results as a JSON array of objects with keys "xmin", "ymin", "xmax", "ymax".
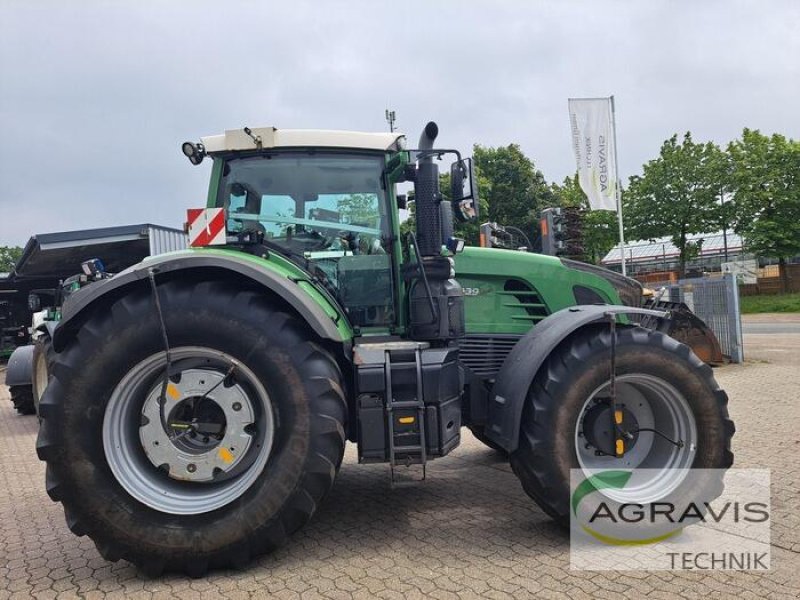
[
  {"xmin": 550, "ymin": 174, "xmax": 619, "ymax": 264},
  {"xmin": 624, "ymin": 132, "xmax": 725, "ymax": 277},
  {"xmin": 0, "ymin": 246, "xmax": 23, "ymax": 273},
  {"xmin": 728, "ymin": 129, "xmax": 800, "ymax": 291},
  {"xmin": 473, "ymin": 144, "xmax": 555, "ymax": 244}
]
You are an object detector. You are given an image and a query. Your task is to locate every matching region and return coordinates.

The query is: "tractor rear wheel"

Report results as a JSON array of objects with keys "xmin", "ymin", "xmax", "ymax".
[
  {"xmin": 510, "ymin": 325, "xmax": 734, "ymax": 525},
  {"xmin": 10, "ymin": 385, "xmax": 36, "ymax": 415},
  {"xmin": 37, "ymin": 279, "xmax": 347, "ymax": 576}
]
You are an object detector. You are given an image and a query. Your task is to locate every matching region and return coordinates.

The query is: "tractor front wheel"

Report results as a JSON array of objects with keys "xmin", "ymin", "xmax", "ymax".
[
  {"xmin": 510, "ymin": 325, "xmax": 734, "ymax": 524},
  {"xmin": 37, "ymin": 279, "xmax": 347, "ymax": 576}
]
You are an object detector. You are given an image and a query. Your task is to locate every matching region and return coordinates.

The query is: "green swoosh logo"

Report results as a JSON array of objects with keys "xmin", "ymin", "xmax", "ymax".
[{"xmin": 572, "ymin": 470, "xmax": 682, "ymax": 546}]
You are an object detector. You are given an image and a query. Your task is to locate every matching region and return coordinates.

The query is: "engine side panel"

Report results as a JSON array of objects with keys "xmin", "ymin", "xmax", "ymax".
[{"xmin": 454, "ymin": 247, "xmax": 620, "ymax": 336}]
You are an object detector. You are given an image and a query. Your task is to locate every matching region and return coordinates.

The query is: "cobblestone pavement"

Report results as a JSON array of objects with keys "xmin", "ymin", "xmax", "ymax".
[{"xmin": 1, "ymin": 329, "xmax": 799, "ymax": 599}]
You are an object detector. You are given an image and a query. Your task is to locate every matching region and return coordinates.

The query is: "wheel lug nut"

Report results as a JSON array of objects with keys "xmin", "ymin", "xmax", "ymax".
[
  {"xmin": 232, "ymin": 402, "xmax": 242, "ymax": 412},
  {"xmin": 187, "ymin": 463, "xmax": 196, "ymax": 473}
]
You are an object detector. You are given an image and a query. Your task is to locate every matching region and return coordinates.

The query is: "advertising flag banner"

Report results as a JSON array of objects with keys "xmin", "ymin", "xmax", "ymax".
[{"xmin": 568, "ymin": 98, "xmax": 618, "ymax": 211}]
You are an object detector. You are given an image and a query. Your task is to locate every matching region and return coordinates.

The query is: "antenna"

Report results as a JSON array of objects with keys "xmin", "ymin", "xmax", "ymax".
[{"xmin": 385, "ymin": 109, "xmax": 397, "ymax": 132}]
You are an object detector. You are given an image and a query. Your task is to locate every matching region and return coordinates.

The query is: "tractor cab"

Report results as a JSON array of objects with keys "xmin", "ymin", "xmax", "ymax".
[{"xmin": 185, "ymin": 124, "xmax": 478, "ymax": 336}]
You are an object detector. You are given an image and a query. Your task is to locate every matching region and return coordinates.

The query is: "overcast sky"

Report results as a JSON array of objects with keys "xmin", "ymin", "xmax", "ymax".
[{"xmin": 1, "ymin": 0, "xmax": 798, "ymax": 247}]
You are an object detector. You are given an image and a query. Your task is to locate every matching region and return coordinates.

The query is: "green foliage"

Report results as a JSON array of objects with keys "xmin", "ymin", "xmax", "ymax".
[
  {"xmin": 0, "ymin": 246, "xmax": 23, "ymax": 272},
  {"xmin": 728, "ymin": 129, "xmax": 800, "ymax": 263},
  {"xmin": 399, "ymin": 199, "xmax": 416, "ymax": 239},
  {"xmin": 473, "ymin": 144, "xmax": 554, "ymax": 244},
  {"xmin": 624, "ymin": 132, "xmax": 725, "ymax": 276},
  {"xmin": 550, "ymin": 174, "xmax": 619, "ymax": 264},
  {"xmin": 739, "ymin": 292, "xmax": 800, "ymax": 314}
]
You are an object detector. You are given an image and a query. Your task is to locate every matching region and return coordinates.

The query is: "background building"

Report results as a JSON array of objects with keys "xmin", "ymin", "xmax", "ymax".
[{"xmin": 601, "ymin": 232, "xmax": 748, "ymax": 281}]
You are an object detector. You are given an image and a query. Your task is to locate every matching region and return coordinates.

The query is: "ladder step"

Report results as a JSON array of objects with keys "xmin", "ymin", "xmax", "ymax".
[
  {"xmin": 386, "ymin": 361, "xmax": 417, "ymax": 368},
  {"xmin": 389, "ymin": 401, "xmax": 424, "ymax": 409},
  {"xmin": 393, "ymin": 445, "xmax": 423, "ymax": 452}
]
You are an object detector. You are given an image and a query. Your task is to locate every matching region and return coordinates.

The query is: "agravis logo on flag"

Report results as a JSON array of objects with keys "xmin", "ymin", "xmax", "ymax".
[{"xmin": 568, "ymin": 98, "xmax": 618, "ymax": 212}]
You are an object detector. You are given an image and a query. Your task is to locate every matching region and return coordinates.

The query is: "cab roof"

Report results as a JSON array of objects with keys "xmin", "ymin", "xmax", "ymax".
[{"xmin": 201, "ymin": 127, "xmax": 406, "ymax": 154}]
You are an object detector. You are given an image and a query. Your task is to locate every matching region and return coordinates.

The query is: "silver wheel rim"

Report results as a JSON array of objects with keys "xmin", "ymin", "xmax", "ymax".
[
  {"xmin": 574, "ymin": 374, "xmax": 697, "ymax": 504},
  {"xmin": 103, "ymin": 346, "xmax": 275, "ymax": 515}
]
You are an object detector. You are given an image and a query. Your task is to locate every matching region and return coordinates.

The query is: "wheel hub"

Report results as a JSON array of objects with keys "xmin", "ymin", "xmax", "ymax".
[
  {"xmin": 139, "ymin": 369, "xmax": 255, "ymax": 482},
  {"xmin": 581, "ymin": 400, "xmax": 639, "ymax": 457}
]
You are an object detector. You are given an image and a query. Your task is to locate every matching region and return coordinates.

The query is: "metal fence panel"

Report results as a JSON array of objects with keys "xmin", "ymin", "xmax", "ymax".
[{"xmin": 653, "ymin": 274, "xmax": 743, "ymax": 363}]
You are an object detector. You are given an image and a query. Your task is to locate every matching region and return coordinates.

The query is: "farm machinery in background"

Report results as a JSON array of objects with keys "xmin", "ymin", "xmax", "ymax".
[{"xmin": 3, "ymin": 225, "xmax": 187, "ymax": 414}]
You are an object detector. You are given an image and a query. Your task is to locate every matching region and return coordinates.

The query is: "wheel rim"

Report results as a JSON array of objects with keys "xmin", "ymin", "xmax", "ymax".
[
  {"xmin": 103, "ymin": 346, "xmax": 275, "ymax": 515},
  {"xmin": 34, "ymin": 349, "xmax": 48, "ymax": 404},
  {"xmin": 574, "ymin": 374, "xmax": 697, "ymax": 504}
]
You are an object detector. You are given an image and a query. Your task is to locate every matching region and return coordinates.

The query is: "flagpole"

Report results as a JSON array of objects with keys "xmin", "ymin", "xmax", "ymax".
[{"xmin": 610, "ymin": 95, "xmax": 627, "ymax": 276}]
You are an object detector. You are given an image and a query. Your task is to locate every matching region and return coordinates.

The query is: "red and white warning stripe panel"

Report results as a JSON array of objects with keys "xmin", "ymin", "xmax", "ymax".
[{"xmin": 187, "ymin": 208, "xmax": 226, "ymax": 247}]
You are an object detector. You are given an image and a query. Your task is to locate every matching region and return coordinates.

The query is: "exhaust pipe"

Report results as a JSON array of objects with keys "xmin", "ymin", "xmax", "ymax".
[{"xmin": 415, "ymin": 122, "xmax": 442, "ymax": 256}]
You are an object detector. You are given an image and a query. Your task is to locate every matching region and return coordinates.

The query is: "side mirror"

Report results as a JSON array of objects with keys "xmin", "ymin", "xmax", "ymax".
[{"xmin": 450, "ymin": 157, "xmax": 479, "ymax": 222}]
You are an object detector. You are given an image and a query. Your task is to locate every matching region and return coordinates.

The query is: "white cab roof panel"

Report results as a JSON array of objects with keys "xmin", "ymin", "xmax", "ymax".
[{"xmin": 201, "ymin": 128, "xmax": 406, "ymax": 153}]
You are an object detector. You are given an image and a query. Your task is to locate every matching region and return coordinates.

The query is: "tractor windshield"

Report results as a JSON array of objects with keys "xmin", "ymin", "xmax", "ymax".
[{"xmin": 216, "ymin": 152, "xmax": 395, "ymax": 328}]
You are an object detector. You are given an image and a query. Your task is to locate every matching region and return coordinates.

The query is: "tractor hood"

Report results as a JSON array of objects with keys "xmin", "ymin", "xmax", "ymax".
[{"xmin": 454, "ymin": 247, "xmax": 638, "ymax": 335}]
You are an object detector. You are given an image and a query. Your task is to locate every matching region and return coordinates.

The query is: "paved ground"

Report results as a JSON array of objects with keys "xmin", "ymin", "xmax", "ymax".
[{"xmin": 2, "ymin": 323, "xmax": 799, "ymax": 599}]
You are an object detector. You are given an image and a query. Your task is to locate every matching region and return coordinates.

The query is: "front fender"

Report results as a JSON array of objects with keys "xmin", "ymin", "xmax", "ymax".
[
  {"xmin": 53, "ymin": 251, "xmax": 349, "ymax": 352},
  {"xmin": 485, "ymin": 305, "xmax": 667, "ymax": 452}
]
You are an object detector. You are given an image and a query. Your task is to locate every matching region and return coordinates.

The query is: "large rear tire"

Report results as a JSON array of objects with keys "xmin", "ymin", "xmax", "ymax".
[
  {"xmin": 510, "ymin": 325, "xmax": 734, "ymax": 525},
  {"xmin": 37, "ymin": 279, "xmax": 347, "ymax": 576}
]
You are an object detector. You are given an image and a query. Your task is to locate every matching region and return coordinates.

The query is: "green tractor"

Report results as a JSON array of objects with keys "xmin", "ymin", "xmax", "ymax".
[{"xmin": 36, "ymin": 122, "xmax": 734, "ymax": 576}]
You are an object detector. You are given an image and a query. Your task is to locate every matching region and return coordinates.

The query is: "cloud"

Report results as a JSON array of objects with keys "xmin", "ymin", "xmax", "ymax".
[{"xmin": 1, "ymin": 0, "xmax": 798, "ymax": 246}]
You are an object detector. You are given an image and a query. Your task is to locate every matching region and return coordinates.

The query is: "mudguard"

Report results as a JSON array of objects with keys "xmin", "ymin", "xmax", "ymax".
[
  {"xmin": 485, "ymin": 304, "xmax": 668, "ymax": 452},
  {"xmin": 52, "ymin": 252, "xmax": 344, "ymax": 352},
  {"xmin": 5, "ymin": 345, "xmax": 34, "ymax": 387}
]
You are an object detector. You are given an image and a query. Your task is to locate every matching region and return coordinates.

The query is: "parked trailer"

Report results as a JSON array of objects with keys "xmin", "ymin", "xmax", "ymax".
[{"xmin": 4, "ymin": 224, "xmax": 187, "ymax": 414}]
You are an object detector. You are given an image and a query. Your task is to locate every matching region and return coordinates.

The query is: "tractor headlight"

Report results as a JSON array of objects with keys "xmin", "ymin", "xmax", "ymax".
[{"xmin": 181, "ymin": 141, "xmax": 206, "ymax": 165}]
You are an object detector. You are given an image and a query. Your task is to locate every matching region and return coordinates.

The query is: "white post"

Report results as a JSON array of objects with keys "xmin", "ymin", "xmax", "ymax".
[{"xmin": 610, "ymin": 96, "xmax": 627, "ymax": 276}]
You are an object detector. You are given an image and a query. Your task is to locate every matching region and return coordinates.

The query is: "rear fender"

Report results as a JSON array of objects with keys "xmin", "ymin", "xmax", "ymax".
[
  {"xmin": 52, "ymin": 252, "xmax": 348, "ymax": 352},
  {"xmin": 485, "ymin": 305, "xmax": 667, "ymax": 452},
  {"xmin": 5, "ymin": 345, "xmax": 34, "ymax": 387}
]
